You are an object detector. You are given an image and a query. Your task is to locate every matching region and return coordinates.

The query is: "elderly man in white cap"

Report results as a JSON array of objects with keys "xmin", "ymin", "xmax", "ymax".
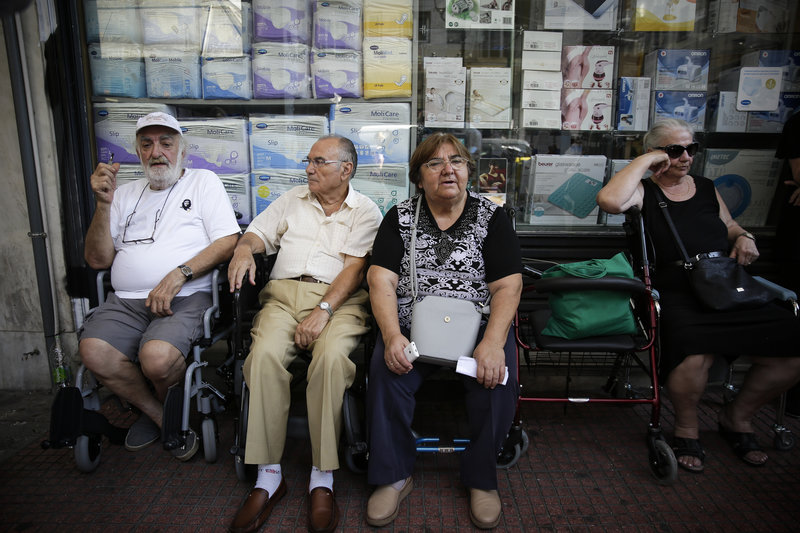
[{"xmin": 80, "ymin": 111, "xmax": 240, "ymax": 460}]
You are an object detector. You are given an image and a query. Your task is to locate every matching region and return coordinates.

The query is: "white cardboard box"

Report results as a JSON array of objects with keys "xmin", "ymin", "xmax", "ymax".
[
  {"xmin": 522, "ymin": 70, "xmax": 563, "ymax": 90},
  {"xmin": 521, "ymin": 109, "xmax": 562, "ymax": 129},
  {"xmin": 521, "ymin": 50, "xmax": 561, "ymax": 71},
  {"xmin": 522, "ymin": 30, "xmax": 563, "ymax": 51},
  {"xmin": 521, "ymin": 89, "xmax": 562, "ymax": 110},
  {"xmin": 525, "ymin": 154, "xmax": 607, "ymax": 225},
  {"xmin": 617, "ymin": 77, "xmax": 651, "ymax": 131},
  {"xmin": 424, "ymin": 66, "xmax": 467, "ymax": 128},
  {"xmin": 468, "ymin": 68, "xmax": 512, "ymax": 129},
  {"xmin": 707, "ymin": 91, "xmax": 748, "ymax": 132},
  {"xmin": 746, "ymin": 92, "xmax": 800, "ymax": 132},
  {"xmin": 544, "ymin": 0, "xmax": 619, "ymax": 31},
  {"xmin": 562, "ymin": 46, "xmax": 615, "ymax": 89}
]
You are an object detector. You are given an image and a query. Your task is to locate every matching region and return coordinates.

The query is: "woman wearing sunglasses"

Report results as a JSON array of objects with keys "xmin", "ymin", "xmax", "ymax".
[{"xmin": 597, "ymin": 118, "xmax": 800, "ymax": 474}]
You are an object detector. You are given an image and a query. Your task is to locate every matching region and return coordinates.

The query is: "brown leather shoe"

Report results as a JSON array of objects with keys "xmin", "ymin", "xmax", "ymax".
[
  {"xmin": 229, "ymin": 479, "xmax": 287, "ymax": 533},
  {"xmin": 308, "ymin": 487, "xmax": 339, "ymax": 533}
]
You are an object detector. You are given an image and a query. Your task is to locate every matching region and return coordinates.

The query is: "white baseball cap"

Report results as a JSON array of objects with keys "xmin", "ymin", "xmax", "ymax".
[{"xmin": 135, "ymin": 112, "xmax": 183, "ymax": 135}]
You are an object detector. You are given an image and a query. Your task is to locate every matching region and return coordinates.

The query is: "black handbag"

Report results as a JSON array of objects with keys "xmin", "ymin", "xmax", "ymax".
[{"xmin": 646, "ymin": 180, "xmax": 775, "ymax": 311}]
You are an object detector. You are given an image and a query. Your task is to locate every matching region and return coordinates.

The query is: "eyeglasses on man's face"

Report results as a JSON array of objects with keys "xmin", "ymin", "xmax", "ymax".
[
  {"xmin": 656, "ymin": 142, "xmax": 699, "ymax": 159},
  {"xmin": 302, "ymin": 158, "xmax": 344, "ymax": 169},
  {"xmin": 423, "ymin": 156, "xmax": 469, "ymax": 172}
]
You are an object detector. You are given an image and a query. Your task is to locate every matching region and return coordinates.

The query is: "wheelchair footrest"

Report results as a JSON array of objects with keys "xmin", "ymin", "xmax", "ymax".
[
  {"xmin": 162, "ymin": 383, "xmax": 185, "ymax": 451},
  {"xmin": 41, "ymin": 386, "xmax": 127, "ymax": 449}
]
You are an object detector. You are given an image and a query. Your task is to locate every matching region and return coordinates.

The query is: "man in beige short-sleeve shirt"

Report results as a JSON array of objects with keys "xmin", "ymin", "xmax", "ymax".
[{"xmin": 227, "ymin": 135, "xmax": 382, "ymax": 533}]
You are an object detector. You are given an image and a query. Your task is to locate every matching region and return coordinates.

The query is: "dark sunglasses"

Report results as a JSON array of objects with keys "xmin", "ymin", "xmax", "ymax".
[{"xmin": 656, "ymin": 142, "xmax": 699, "ymax": 158}]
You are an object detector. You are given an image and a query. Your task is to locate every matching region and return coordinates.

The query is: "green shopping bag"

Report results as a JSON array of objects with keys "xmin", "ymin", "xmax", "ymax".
[{"xmin": 540, "ymin": 252, "xmax": 638, "ymax": 339}]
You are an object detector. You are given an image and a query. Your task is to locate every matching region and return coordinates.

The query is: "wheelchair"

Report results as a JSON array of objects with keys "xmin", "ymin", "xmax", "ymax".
[
  {"xmin": 42, "ymin": 265, "xmax": 235, "ymax": 472},
  {"xmin": 228, "ymin": 255, "xmax": 370, "ymax": 481}
]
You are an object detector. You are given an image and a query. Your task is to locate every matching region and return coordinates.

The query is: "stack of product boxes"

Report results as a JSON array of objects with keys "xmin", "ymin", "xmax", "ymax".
[
  {"xmin": 741, "ymin": 50, "xmax": 800, "ymax": 133},
  {"xmin": 519, "ymin": 31, "xmax": 562, "ymax": 130},
  {"xmin": 361, "ymin": 0, "xmax": 413, "ymax": 99},
  {"xmin": 560, "ymin": 45, "xmax": 615, "ymax": 131},
  {"xmin": 645, "ymin": 49, "xmax": 709, "ymax": 131}
]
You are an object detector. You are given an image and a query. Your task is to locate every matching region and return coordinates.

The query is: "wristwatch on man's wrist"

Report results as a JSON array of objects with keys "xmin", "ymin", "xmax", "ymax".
[
  {"xmin": 318, "ymin": 301, "xmax": 333, "ymax": 317},
  {"xmin": 178, "ymin": 264, "xmax": 193, "ymax": 280}
]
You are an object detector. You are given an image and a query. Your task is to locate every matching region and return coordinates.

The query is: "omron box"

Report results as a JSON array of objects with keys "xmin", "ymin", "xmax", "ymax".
[
  {"xmin": 707, "ymin": 91, "xmax": 747, "ymax": 132},
  {"xmin": 562, "ymin": 46, "xmax": 615, "ymax": 89},
  {"xmin": 703, "ymin": 149, "xmax": 782, "ymax": 227},
  {"xmin": 521, "ymin": 109, "xmax": 561, "ymax": 129},
  {"xmin": 741, "ymin": 50, "xmax": 800, "ymax": 91},
  {"xmin": 617, "ymin": 77, "xmax": 651, "ymax": 131},
  {"xmin": 561, "ymin": 89, "xmax": 614, "ymax": 131},
  {"xmin": 644, "ymin": 49, "xmax": 709, "ymax": 90},
  {"xmin": 522, "ymin": 90, "xmax": 561, "ymax": 110},
  {"xmin": 522, "ymin": 31, "xmax": 562, "ymax": 51},
  {"xmin": 522, "ymin": 70, "xmax": 562, "ymax": 90},
  {"xmin": 525, "ymin": 154, "xmax": 607, "ymax": 225},
  {"xmin": 652, "ymin": 91, "xmax": 707, "ymax": 130},
  {"xmin": 248, "ymin": 114, "xmax": 329, "ymax": 170},
  {"xmin": 180, "ymin": 118, "xmax": 250, "ymax": 174},
  {"xmin": 746, "ymin": 92, "xmax": 800, "ymax": 132},
  {"xmin": 521, "ymin": 50, "xmax": 561, "ymax": 71}
]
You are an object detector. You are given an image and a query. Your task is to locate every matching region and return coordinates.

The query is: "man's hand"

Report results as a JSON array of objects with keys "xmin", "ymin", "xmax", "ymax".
[
  {"xmin": 472, "ymin": 338, "xmax": 506, "ymax": 389},
  {"xmin": 146, "ymin": 269, "xmax": 185, "ymax": 316},
  {"xmin": 228, "ymin": 245, "xmax": 257, "ymax": 291},
  {"xmin": 294, "ymin": 307, "xmax": 329, "ymax": 350},
  {"xmin": 90, "ymin": 161, "xmax": 120, "ymax": 206}
]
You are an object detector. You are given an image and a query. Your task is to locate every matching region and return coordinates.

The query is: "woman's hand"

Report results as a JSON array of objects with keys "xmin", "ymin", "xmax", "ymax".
[
  {"xmin": 472, "ymin": 339, "xmax": 506, "ymax": 389},
  {"xmin": 384, "ymin": 332, "xmax": 413, "ymax": 375},
  {"xmin": 647, "ymin": 151, "xmax": 671, "ymax": 177},
  {"xmin": 730, "ymin": 235, "xmax": 760, "ymax": 266}
]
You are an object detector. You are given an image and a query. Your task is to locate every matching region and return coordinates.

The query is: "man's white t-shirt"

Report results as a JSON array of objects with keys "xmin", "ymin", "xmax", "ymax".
[{"xmin": 109, "ymin": 168, "xmax": 240, "ymax": 299}]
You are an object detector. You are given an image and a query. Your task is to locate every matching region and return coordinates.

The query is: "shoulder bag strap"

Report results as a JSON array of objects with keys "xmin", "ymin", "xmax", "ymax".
[
  {"xmin": 410, "ymin": 195, "xmax": 422, "ymax": 300},
  {"xmin": 644, "ymin": 179, "xmax": 693, "ymax": 266}
]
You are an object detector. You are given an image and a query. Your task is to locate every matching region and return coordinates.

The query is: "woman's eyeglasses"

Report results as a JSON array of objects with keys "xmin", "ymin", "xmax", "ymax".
[
  {"xmin": 424, "ymin": 156, "xmax": 468, "ymax": 172},
  {"xmin": 656, "ymin": 142, "xmax": 699, "ymax": 158}
]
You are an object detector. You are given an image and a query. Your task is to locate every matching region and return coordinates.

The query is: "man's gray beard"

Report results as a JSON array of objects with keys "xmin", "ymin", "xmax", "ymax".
[{"xmin": 145, "ymin": 161, "xmax": 182, "ymax": 190}]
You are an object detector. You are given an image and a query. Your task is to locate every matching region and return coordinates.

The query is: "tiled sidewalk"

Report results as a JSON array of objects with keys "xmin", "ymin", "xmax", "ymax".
[{"xmin": 1, "ymin": 376, "xmax": 799, "ymax": 532}]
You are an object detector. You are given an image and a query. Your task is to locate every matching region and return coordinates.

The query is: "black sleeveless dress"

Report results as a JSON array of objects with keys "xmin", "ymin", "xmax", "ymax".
[{"xmin": 641, "ymin": 176, "xmax": 800, "ymax": 378}]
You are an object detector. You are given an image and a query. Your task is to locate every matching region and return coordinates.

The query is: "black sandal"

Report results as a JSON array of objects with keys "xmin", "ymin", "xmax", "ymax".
[
  {"xmin": 718, "ymin": 424, "xmax": 767, "ymax": 466},
  {"xmin": 672, "ymin": 437, "xmax": 705, "ymax": 473}
]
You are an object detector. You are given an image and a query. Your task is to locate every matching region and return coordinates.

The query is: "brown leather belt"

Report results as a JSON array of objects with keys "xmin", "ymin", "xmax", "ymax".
[{"xmin": 293, "ymin": 275, "xmax": 325, "ymax": 284}]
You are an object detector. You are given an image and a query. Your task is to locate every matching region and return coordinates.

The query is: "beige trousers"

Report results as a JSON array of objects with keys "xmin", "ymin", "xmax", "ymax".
[{"xmin": 243, "ymin": 279, "xmax": 370, "ymax": 470}]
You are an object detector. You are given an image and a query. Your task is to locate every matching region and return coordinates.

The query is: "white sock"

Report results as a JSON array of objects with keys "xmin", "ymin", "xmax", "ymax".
[
  {"xmin": 309, "ymin": 465, "xmax": 334, "ymax": 492},
  {"xmin": 390, "ymin": 478, "xmax": 407, "ymax": 491},
  {"xmin": 255, "ymin": 463, "xmax": 282, "ymax": 495}
]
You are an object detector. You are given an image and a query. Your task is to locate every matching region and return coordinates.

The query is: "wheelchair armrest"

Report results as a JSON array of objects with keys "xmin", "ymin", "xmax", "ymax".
[
  {"xmin": 534, "ymin": 276, "xmax": 651, "ymax": 298},
  {"xmin": 752, "ymin": 276, "xmax": 798, "ymax": 302},
  {"xmin": 96, "ymin": 270, "xmax": 111, "ymax": 305}
]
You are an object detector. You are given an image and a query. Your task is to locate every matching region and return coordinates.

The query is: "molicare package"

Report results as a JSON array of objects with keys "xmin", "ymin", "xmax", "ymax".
[
  {"xmin": 88, "ymin": 43, "xmax": 146, "ymax": 98},
  {"xmin": 747, "ymin": 92, "xmax": 800, "ymax": 132},
  {"xmin": 313, "ymin": 0, "xmax": 363, "ymax": 51},
  {"xmin": 703, "ymin": 149, "xmax": 782, "ymax": 227},
  {"xmin": 248, "ymin": 114, "xmax": 329, "ymax": 170},
  {"xmin": 201, "ymin": 1, "xmax": 249, "ymax": 57},
  {"xmin": 83, "ymin": 0, "xmax": 142, "ymax": 43},
  {"xmin": 363, "ymin": 0, "xmax": 413, "ymax": 38},
  {"xmin": 310, "ymin": 48, "xmax": 363, "ymax": 99},
  {"xmin": 202, "ymin": 56, "xmax": 253, "ymax": 100},
  {"xmin": 139, "ymin": 1, "xmax": 208, "ymax": 52},
  {"xmin": 362, "ymin": 38, "xmax": 412, "ymax": 99},
  {"xmin": 220, "ymin": 174, "xmax": 252, "ymax": 225},
  {"xmin": 543, "ymin": 0, "xmax": 619, "ymax": 31},
  {"xmin": 741, "ymin": 50, "xmax": 800, "ymax": 91},
  {"xmin": 469, "ymin": 68, "xmax": 512, "ymax": 129},
  {"xmin": 180, "ymin": 118, "xmax": 250, "ymax": 174},
  {"xmin": 634, "ymin": 0, "xmax": 696, "ymax": 31},
  {"xmin": 561, "ymin": 46, "xmax": 615, "ymax": 89},
  {"xmin": 251, "ymin": 170, "xmax": 308, "ymax": 216},
  {"xmin": 114, "ymin": 164, "xmax": 146, "ymax": 188},
  {"xmin": 351, "ymin": 164, "xmax": 410, "ymax": 216},
  {"xmin": 93, "ymin": 103, "xmax": 176, "ymax": 164},
  {"xmin": 144, "ymin": 47, "xmax": 202, "ymax": 99},
  {"xmin": 330, "ymin": 102, "xmax": 412, "ymax": 165},
  {"xmin": 617, "ymin": 77, "xmax": 651, "ymax": 131},
  {"xmin": 644, "ymin": 49, "xmax": 710, "ymax": 90},
  {"xmin": 525, "ymin": 154, "xmax": 607, "ymax": 225},
  {"xmin": 560, "ymin": 89, "xmax": 613, "ymax": 131},
  {"xmin": 252, "ymin": 0, "xmax": 311, "ymax": 44},
  {"xmin": 251, "ymin": 42, "xmax": 311, "ymax": 99},
  {"xmin": 652, "ymin": 91, "xmax": 707, "ymax": 130}
]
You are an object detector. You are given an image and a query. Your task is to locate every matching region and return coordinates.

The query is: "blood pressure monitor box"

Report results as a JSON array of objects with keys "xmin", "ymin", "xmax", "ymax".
[
  {"xmin": 524, "ymin": 154, "xmax": 607, "ymax": 225},
  {"xmin": 248, "ymin": 114, "xmax": 329, "ymax": 170},
  {"xmin": 703, "ymin": 149, "xmax": 782, "ymax": 227},
  {"xmin": 331, "ymin": 103, "xmax": 412, "ymax": 164},
  {"xmin": 93, "ymin": 102, "xmax": 175, "ymax": 165},
  {"xmin": 652, "ymin": 91, "xmax": 707, "ymax": 130},
  {"xmin": 644, "ymin": 49, "xmax": 710, "ymax": 91},
  {"xmin": 746, "ymin": 92, "xmax": 800, "ymax": 132},
  {"xmin": 180, "ymin": 118, "xmax": 250, "ymax": 174}
]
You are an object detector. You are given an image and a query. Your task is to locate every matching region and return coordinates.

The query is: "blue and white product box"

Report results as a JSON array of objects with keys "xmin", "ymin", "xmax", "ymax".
[
  {"xmin": 363, "ymin": 0, "xmax": 413, "ymax": 39},
  {"xmin": 644, "ymin": 49, "xmax": 710, "ymax": 91},
  {"xmin": 84, "ymin": 0, "xmax": 142, "ymax": 43},
  {"xmin": 252, "ymin": 0, "xmax": 310, "ymax": 44},
  {"xmin": 526, "ymin": 154, "xmax": 607, "ymax": 225},
  {"xmin": 144, "ymin": 47, "xmax": 202, "ymax": 99},
  {"xmin": 252, "ymin": 42, "xmax": 311, "ymax": 99},
  {"xmin": 93, "ymin": 102, "xmax": 175, "ymax": 164},
  {"xmin": 543, "ymin": 0, "xmax": 619, "ymax": 31},
  {"xmin": 251, "ymin": 170, "xmax": 308, "ymax": 216},
  {"xmin": 469, "ymin": 68, "xmax": 513, "ymax": 129},
  {"xmin": 310, "ymin": 48, "xmax": 363, "ymax": 99},
  {"xmin": 180, "ymin": 118, "xmax": 250, "ymax": 174},
  {"xmin": 736, "ymin": 67, "xmax": 783, "ymax": 111},
  {"xmin": 617, "ymin": 77, "xmax": 651, "ymax": 131},
  {"xmin": 703, "ymin": 149, "xmax": 782, "ymax": 227},
  {"xmin": 220, "ymin": 174, "xmax": 252, "ymax": 226},
  {"xmin": 522, "ymin": 90, "xmax": 562, "ymax": 110},
  {"xmin": 560, "ymin": 89, "xmax": 613, "ymax": 131},
  {"xmin": 202, "ymin": 56, "xmax": 252, "ymax": 100},
  {"xmin": 351, "ymin": 164, "xmax": 410, "ymax": 216},
  {"xmin": 114, "ymin": 164, "xmax": 146, "ymax": 188},
  {"xmin": 747, "ymin": 92, "xmax": 800, "ymax": 132},
  {"xmin": 362, "ymin": 37, "xmax": 413, "ymax": 99},
  {"xmin": 741, "ymin": 50, "xmax": 800, "ymax": 91},
  {"xmin": 522, "ymin": 30, "xmax": 563, "ymax": 51},
  {"xmin": 521, "ymin": 50, "xmax": 561, "ymax": 72},
  {"xmin": 313, "ymin": 0, "xmax": 363, "ymax": 51},
  {"xmin": 248, "ymin": 114, "xmax": 329, "ymax": 170},
  {"xmin": 734, "ymin": 0, "xmax": 794, "ymax": 34},
  {"xmin": 707, "ymin": 91, "xmax": 747, "ymax": 132},
  {"xmin": 330, "ymin": 103, "xmax": 412, "ymax": 164},
  {"xmin": 634, "ymin": 0, "xmax": 696, "ymax": 31},
  {"xmin": 562, "ymin": 46, "xmax": 615, "ymax": 89},
  {"xmin": 88, "ymin": 43, "xmax": 146, "ymax": 98},
  {"xmin": 522, "ymin": 70, "xmax": 563, "ymax": 91},
  {"xmin": 424, "ymin": 66, "xmax": 467, "ymax": 129},
  {"xmin": 139, "ymin": 1, "xmax": 207, "ymax": 51},
  {"xmin": 652, "ymin": 91, "xmax": 707, "ymax": 130},
  {"xmin": 521, "ymin": 109, "xmax": 562, "ymax": 129},
  {"xmin": 201, "ymin": 1, "xmax": 250, "ymax": 57}
]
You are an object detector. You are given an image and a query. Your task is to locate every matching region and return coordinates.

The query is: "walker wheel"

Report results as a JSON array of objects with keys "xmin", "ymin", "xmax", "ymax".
[{"xmin": 649, "ymin": 438, "xmax": 677, "ymax": 485}]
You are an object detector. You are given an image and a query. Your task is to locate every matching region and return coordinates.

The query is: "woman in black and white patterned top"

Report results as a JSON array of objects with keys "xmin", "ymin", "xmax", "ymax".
[{"xmin": 364, "ymin": 133, "xmax": 522, "ymax": 529}]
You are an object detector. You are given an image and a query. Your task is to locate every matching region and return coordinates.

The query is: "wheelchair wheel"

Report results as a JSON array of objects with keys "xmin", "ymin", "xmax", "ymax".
[
  {"xmin": 202, "ymin": 418, "xmax": 218, "ymax": 463},
  {"xmin": 774, "ymin": 428, "xmax": 796, "ymax": 451},
  {"xmin": 496, "ymin": 426, "xmax": 528, "ymax": 469},
  {"xmin": 233, "ymin": 383, "xmax": 255, "ymax": 482},
  {"xmin": 74, "ymin": 434, "xmax": 102, "ymax": 473},
  {"xmin": 342, "ymin": 389, "xmax": 368, "ymax": 474},
  {"xmin": 649, "ymin": 438, "xmax": 678, "ymax": 485}
]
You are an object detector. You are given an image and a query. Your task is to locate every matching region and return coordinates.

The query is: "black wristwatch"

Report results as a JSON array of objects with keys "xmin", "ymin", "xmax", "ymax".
[{"xmin": 178, "ymin": 264, "xmax": 193, "ymax": 280}]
